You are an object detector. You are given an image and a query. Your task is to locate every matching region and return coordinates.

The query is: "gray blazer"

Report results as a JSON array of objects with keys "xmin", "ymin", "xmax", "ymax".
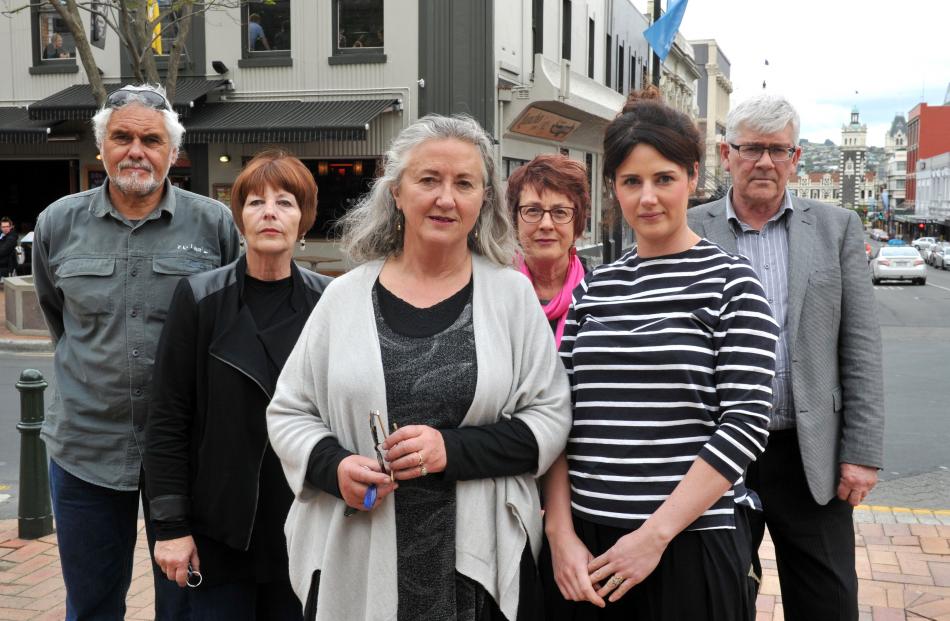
[{"xmin": 688, "ymin": 195, "xmax": 884, "ymax": 504}]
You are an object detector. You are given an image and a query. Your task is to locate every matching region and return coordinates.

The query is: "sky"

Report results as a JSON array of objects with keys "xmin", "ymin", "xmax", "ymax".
[{"xmin": 646, "ymin": 0, "xmax": 950, "ymax": 147}]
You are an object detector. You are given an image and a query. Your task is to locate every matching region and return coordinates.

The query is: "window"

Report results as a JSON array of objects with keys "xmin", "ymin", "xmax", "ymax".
[
  {"xmin": 605, "ymin": 34, "xmax": 612, "ymax": 87},
  {"xmin": 587, "ymin": 18, "xmax": 594, "ymax": 79},
  {"xmin": 31, "ymin": 1, "xmax": 78, "ymax": 74},
  {"xmin": 617, "ymin": 43, "xmax": 624, "ymax": 94},
  {"xmin": 331, "ymin": 0, "xmax": 385, "ymax": 64},
  {"xmin": 630, "ymin": 53, "xmax": 635, "ymax": 92},
  {"xmin": 584, "ymin": 153, "xmax": 594, "ymax": 236},
  {"xmin": 561, "ymin": 0, "xmax": 571, "ymax": 61},
  {"xmin": 503, "ymin": 157, "xmax": 529, "ymax": 181},
  {"xmin": 242, "ymin": 0, "xmax": 292, "ymax": 66},
  {"xmin": 532, "ymin": 0, "xmax": 544, "ymax": 56}
]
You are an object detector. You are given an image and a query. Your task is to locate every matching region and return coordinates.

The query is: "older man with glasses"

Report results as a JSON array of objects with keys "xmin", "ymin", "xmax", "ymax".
[
  {"xmin": 688, "ymin": 94, "xmax": 884, "ymax": 621},
  {"xmin": 32, "ymin": 84, "xmax": 241, "ymax": 621}
]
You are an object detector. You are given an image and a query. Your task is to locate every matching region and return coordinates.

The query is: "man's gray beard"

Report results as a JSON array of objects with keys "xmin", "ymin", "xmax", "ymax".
[{"xmin": 111, "ymin": 171, "xmax": 163, "ymax": 197}]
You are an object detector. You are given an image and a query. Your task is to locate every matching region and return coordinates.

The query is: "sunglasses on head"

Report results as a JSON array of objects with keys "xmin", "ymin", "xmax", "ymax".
[{"xmin": 106, "ymin": 88, "xmax": 170, "ymax": 111}]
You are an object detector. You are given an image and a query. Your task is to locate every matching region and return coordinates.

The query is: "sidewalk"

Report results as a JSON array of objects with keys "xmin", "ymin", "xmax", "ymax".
[{"xmin": 2, "ymin": 507, "xmax": 950, "ymax": 621}]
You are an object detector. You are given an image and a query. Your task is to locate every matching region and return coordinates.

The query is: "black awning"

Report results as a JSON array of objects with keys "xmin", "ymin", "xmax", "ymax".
[
  {"xmin": 181, "ymin": 99, "xmax": 396, "ymax": 144},
  {"xmin": 0, "ymin": 107, "xmax": 54, "ymax": 144},
  {"xmin": 27, "ymin": 78, "xmax": 230, "ymax": 121}
]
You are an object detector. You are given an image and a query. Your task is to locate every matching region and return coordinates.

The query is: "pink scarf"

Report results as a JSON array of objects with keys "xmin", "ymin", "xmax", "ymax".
[{"xmin": 517, "ymin": 250, "xmax": 586, "ymax": 347}]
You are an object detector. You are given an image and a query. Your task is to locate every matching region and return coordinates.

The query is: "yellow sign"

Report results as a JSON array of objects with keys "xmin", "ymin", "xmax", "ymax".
[
  {"xmin": 147, "ymin": 0, "xmax": 162, "ymax": 54},
  {"xmin": 510, "ymin": 107, "xmax": 581, "ymax": 142}
]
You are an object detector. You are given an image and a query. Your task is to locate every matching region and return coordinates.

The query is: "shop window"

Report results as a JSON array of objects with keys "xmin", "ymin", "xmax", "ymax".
[
  {"xmin": 330, "ymin": 0, "xmax": 386, "ymax": 65},
  {"xmin": 30, "ymin": 1, "xmax": 78, "ymax": 75},
  {"xmin": 240, "ymin": 0, "xmax": 292, "ymax": 68}
]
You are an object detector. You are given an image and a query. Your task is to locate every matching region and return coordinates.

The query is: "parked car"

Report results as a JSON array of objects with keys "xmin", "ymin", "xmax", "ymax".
[
  {"xmin": 912, "ymin": 236, "xmax": 936, "ymax": 251},
  {"xmin": 931, "ymin": 243, "xmax": 950, "ymax": 270},
  {"xmin": 870, "ymin": 246, "xmax": 926, "ymax": 285},
  {"xmin": 871, "ymin": 229, "xmax": 890, "ymax": 241}
]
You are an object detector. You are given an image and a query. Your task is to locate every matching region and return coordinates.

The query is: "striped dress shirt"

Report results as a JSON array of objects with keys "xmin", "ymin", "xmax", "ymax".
[
  {"xmin": 560, "ymin": 240, "xmax": 780, "ymax": 530},
  {"xmin": 725, "ymin": 191, "xmax": 795, "ymax": 430}
]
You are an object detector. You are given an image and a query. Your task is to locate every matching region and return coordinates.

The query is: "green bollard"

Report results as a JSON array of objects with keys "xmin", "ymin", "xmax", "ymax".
[{"xmin": 16, "ymin": 369, "xmax": 54, "ymax": 539}]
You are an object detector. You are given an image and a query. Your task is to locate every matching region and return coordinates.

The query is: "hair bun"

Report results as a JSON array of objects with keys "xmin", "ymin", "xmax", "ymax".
[{"xmin": 621, "ymin": 85, "xmax": 663, "ymax": 114}]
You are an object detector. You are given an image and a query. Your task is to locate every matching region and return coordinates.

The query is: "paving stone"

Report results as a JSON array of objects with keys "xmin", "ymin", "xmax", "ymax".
[{"xmin": 870, "ymin": 605, "xmax": 906, "ymax": 620}]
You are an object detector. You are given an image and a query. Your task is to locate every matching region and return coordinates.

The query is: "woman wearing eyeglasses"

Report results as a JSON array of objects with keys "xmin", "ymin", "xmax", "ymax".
[
  {"xmin": 145, "ymin": 151, "xmax": 330, "ymax": 620},
  {"xmin": 541, "ymin": 88, "xmax": 780, "ymax": 620},
  {"xmin": 266, "ymin": 115, "xmax": 571, "ymax": 621},
  {"xmin": 507, "ymin": 155, "xmax": 591, "ymax": 348}
]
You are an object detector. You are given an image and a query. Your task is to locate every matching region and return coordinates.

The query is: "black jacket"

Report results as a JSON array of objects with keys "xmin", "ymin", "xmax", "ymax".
[
  {"xmin": 145, "ymin": 255, "xmax": 331, "ymax": 551},
  {"xmin": 0, "ymin": 230, "xmax": 18, "ymax": 275}
]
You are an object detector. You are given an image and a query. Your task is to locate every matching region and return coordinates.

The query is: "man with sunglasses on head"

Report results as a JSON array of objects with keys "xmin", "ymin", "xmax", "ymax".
[
  {"xmin": 32, "ymin": 84, "xmax": 240, "ymax": 621},
  {"xmin": 688, "ymin": 94, "xmax": 884, "ymax": 621}
]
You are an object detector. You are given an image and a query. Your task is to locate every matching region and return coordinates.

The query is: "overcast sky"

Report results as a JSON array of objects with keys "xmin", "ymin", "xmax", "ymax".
[{"xmin": 645, "ymin": 0, "xmax": 950, "ymax": 147}]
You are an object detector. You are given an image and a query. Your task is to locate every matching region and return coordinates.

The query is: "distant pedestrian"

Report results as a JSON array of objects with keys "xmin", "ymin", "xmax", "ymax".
[
  {"xmin": 247, "ymin": 13, "xmax": 270, "ymax": 51},
  {"xmin": 32, "ymin": 83, "xmax": 241, "ymax": 621},
  {"xmin": 688, "ymin": 93, "xmax": 885, "ymax": 621},
  {"xmin": 0, "ymin": 217, "xmax": 18, "ymax": 277}
]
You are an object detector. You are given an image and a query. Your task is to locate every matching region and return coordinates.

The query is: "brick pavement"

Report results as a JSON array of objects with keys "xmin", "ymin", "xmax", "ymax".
[{"xmin": 1, "ymin": 508, "xmax": 949, "ymax": 621}]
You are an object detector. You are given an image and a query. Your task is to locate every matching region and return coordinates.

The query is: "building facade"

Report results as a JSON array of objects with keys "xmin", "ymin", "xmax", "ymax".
[
  {"xmin": 914, "ymin": 151, "xmax": 950, "ymax": 239},
  {"xmin": 0, "ymin": 0, "xmax": 645, "ymax": 263},
  {"xmin": 690, "ymin": 39, "xmax": 732, "ymax": 200},
  {"xmin": 882, "ymin": 114, "xmax": 907, "ymax": 213},
  {"xmin": 906, "ymin": 102, "xmax": 950, "ymax": 213}
]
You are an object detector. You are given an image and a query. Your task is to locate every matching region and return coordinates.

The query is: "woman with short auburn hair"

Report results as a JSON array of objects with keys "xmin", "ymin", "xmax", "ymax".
[
  {"xmin": 145, "ymin": 150, "xmax": 330, "ymax": 620},
  {"xmin": 506, "ymin": 154, "xmax": 591, "ymax": 347}
]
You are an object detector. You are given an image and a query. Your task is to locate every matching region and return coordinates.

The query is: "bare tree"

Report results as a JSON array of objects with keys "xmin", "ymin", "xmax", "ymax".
[{"xmin": 4, "ymin": 0, "xmax": 247, "ymax": 105}]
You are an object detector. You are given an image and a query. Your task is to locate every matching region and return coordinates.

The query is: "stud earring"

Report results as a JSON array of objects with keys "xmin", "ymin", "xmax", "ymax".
[{"xmin": 299, "ymin": 236, "xmax": 306, "ymax": 250}]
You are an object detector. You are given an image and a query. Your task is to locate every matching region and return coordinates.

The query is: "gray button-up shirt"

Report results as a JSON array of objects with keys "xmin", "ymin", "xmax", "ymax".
[
  {"xmin": 33, "ymin": 180, "xmax": 241, "ymax": 490},
  {"xmin": 726, "ymin": 190, "xmax": 795, "ymax": 430}
]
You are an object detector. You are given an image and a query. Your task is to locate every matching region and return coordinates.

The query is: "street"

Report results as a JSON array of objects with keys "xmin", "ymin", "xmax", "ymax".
[{"xmin": 0, "ymin": 247, "xmax": 949, "ymax": 517}]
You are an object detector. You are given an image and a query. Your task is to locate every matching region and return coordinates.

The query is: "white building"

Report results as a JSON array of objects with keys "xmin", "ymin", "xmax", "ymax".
[
  {"xmin": 0, "ymin": 0, "xmax": 646, "ymax": 263},
  {"xmin": 689, "ymin": 39, "xmax": 732, "ymax": 199},
  {"xmin": 915, "ymin": 152, "xmax": 950, "ymax": 225}
]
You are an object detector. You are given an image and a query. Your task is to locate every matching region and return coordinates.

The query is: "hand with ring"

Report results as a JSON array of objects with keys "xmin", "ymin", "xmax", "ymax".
[{"xmin": 383, "ymin": 424, "xmax": 446, "ymax": 480}]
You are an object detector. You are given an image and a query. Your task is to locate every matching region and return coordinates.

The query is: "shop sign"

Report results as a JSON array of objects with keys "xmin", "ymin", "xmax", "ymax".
[{"xmin": 511, "ymin": 107, "xmax": 580, "ymax": 142}]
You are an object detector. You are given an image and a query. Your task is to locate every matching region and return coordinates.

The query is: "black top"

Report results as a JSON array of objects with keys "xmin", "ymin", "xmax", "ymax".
[
  {"xmin": 306, "ymin": 279, "xmax": 539, "ymax": 496},
  {"xmin": 145, "ymin": 257, "xmax": 332, "ymax": 587}
]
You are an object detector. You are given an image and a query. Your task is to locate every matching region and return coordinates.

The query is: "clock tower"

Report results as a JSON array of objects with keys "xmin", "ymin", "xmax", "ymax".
[{"xmin": 839, "ymin": 107, "xmax": 867, "ymax": 211}]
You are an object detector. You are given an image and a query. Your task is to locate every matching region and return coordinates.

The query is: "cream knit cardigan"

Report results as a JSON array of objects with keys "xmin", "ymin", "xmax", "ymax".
[{"xmin": 266, "ymin": 254, "xmax": 572, "ymax": 621}]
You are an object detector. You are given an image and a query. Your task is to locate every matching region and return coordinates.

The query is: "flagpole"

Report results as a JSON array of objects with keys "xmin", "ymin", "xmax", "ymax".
[{"xmin": 651, "ymin": 0, "xmax": 661, "ymax": 87}]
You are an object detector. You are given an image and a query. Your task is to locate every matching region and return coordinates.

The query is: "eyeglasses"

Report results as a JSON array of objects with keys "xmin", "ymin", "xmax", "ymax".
[
  {"xmin": 729, "ymin": 143, "xmax": 797, "ymax": 162},
  {"xmin": 106, "ymin": 88, "xmax": 170, "ymax": 111},
  {"xmin": 343, "ymin": 411, "xmax": 398, "ymax": 517},
  {"xmin": 518, "ymin": 205, "xmax": 577, "ymax": 224}
]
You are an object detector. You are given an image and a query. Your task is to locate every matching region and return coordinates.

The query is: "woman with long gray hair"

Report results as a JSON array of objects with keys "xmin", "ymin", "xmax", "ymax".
[{"xmin": 267, "ymin": 114, "xmax": 572, "ymax": 620}]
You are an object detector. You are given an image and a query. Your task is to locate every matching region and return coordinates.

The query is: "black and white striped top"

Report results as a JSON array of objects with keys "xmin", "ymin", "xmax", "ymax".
[{"xmin": 559, "ymin": 239, "xmax": 780, "ymax": 531}]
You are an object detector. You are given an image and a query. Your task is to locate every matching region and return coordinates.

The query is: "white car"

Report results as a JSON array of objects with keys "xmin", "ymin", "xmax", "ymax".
[
  {"xmin": 870, "ymin": 229, "xmax": 890, "ymax": 241},
  {"xmin": 871, "ymin": 247, "xmax": 926, "ymax": 285},
  {"xmin": 931, "ymin": 243, "xmax": 950, "ymax": 270},
  {"xmin": 912, "ymin": 236, "xmax": 936, "ymax": 251}
]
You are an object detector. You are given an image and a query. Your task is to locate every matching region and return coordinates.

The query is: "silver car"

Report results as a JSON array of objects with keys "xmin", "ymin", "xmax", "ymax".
[
  {"xmin": 871, "ymin": 247, "xmax": 926, "ymax": 285},
  {"xmin": 931, "ymin": 243, "xmax": 950, "ymax": 270}
]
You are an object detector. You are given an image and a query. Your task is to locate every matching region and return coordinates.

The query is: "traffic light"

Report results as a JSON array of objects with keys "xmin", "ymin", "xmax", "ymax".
[{"xmin": 919, "ymin": 223, "xmax": 925, "ymax": 230}]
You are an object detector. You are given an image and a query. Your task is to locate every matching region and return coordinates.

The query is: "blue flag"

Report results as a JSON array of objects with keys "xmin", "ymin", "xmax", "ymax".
[{"xmin": 643, "ymin": 0, "xmax": 689, "ymax": 62}]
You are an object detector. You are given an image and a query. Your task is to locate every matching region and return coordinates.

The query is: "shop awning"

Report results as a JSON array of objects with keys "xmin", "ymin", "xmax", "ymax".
[
  {"xmin": 181, "ymin": 99, "xmax": 397, "ymax": 144},
  {"xmin": 0, "ymin": 107, "xmax": 55, "ymax": 144},
  {"xmin": 28, "ymin": 78, "xmax": 230, "ymax": 121}
]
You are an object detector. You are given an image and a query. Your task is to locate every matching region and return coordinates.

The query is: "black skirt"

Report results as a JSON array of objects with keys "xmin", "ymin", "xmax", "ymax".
[{"xmin": 539, "ymin": 516, "xmax": 753, "ymax": 621}]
